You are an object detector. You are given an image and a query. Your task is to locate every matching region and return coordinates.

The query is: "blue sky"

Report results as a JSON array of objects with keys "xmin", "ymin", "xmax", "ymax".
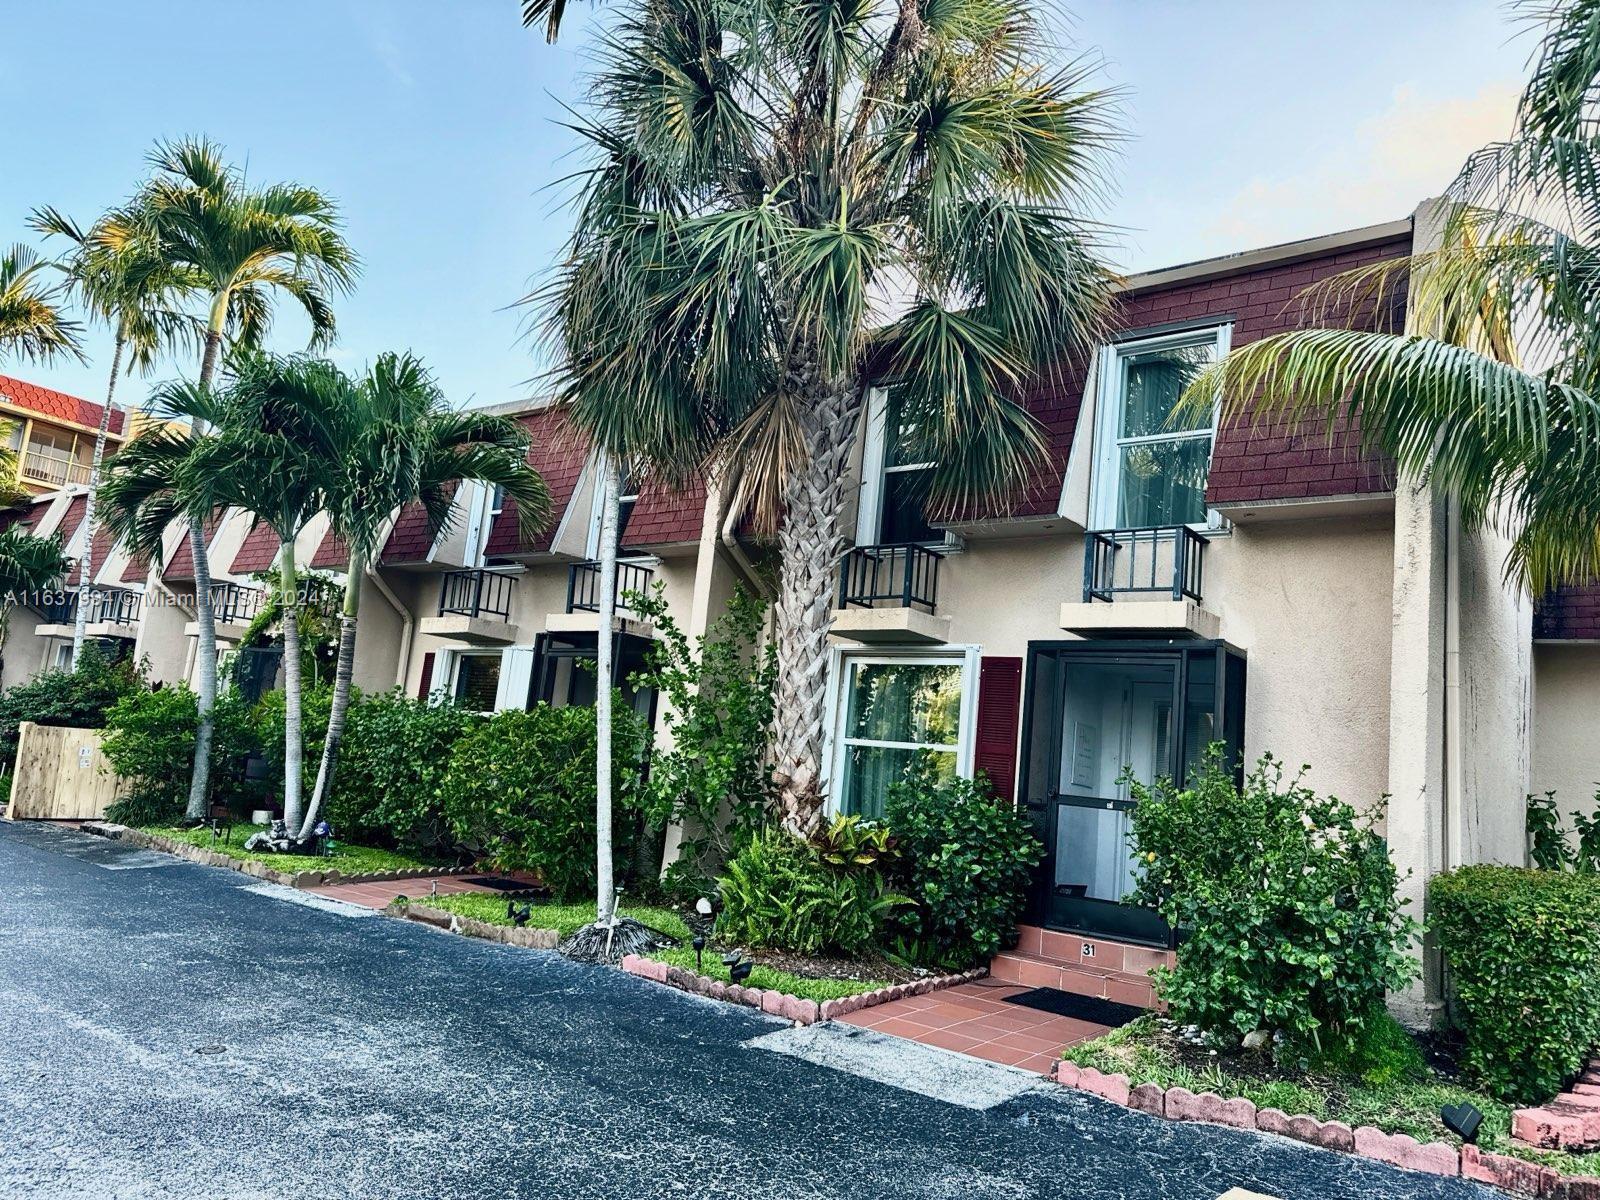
[{"xmin": 2, "ymin": 1, "xmax": 1532, "ymax": 412}]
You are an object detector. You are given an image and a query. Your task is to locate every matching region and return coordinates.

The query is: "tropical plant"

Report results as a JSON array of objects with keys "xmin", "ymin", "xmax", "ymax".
[
  {"xmin": 539, "ymin": 0, "xmax": 1117, "ymax": 833},
  {"xmin": 31, "ymin": 199, "xmax": 201, "ymax": 667},
  {"xmin": 298, "ymin": 352, "xmax": 550, "ymax": 840},
  {"xmin": 0, "ymin": 243, "xmax": 82, "ymax": 364},
  {"xmin": 1528, "ymin": 789, "xmax": 1571, "ymax": 870},
  {"xmin": 0, "ymin": 526, "xmax": 71, "ymax": 657},
  {"xmin": 1185, "ymin": 0, "xmax": 1600, "ymax": 594},
  {"xmin": 629, "ymin": 584, "xmax": 776, "ymax": 889},
  {"xmin": 101, "ymin": 685, "xmax": 262, "ymax": 827},
  {"xmin": 133, "ymin": 136, "xmax": 357, "ymax": 822}
]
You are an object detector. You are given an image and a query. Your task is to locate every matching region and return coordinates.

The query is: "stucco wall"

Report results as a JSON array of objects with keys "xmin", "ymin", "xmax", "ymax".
[{"xmin": 1533, "ymin": 642, "xmax": 1600, "ymax": 818}]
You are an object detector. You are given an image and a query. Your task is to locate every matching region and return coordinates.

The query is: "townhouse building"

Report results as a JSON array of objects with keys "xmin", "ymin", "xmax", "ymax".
[{"xmin": 4, "ymin": 199, "xmax": 1591, "ymax": 1019}]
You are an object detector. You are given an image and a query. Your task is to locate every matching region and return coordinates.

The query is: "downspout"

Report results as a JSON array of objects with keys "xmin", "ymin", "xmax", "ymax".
[
  {"xmin": 367, "ymin": 564, "xmax": 413, "ymax": 690},
  {"xmin": 720, "ymin": 481, "xmax": 772, "ymax": 599}
]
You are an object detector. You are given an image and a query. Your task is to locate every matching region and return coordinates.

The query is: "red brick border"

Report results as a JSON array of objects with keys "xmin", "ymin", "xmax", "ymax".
[
  {"xmin": 620, "ymin": 954, "xmax": 984, "ymax": 1026},
  {"xmin": 1052, "ymin": 1062, "xmax": 1595, "ymax": 1196},
  {"xmin": 1514, "ymin": 1060, "xmax": 1600, "ymax": 1152}
]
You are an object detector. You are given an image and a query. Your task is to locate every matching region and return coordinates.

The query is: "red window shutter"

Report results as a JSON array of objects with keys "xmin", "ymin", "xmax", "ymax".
[
  {"xmin": 974, "ymin": 656, "xmax": 1023, "ymax": 804},
  {"xmin": 416, "ymin": 651, "xmax": 435, "ymax": 700}
]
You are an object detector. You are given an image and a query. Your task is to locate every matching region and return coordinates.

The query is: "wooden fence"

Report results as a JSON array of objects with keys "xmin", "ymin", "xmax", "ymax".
[{"xmin": 6, "ymin": 722, "xmax": 129, "ymax": 820}]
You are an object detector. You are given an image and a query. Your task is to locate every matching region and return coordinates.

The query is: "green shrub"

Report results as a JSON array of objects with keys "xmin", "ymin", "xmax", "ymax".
[
  {"xmin": 1432, "ymin": 865, "xmax": 1600, "ymax": 1104},
  {"xmin": 0, "ymin": 643, "xmax": 141, "ymax": 770},
  {"xmin": 716, "ymin": 824, "xmax": 906, "ymax": 956},
  {"xmin": 1128, "ymin": 748, "xmax": 1419, "ymax": 1059},
  {"xmin": 436, "ymin": 702, "xmax": 645, "ymax": 898},
  {"xmin": 101, "ymin": 685, "xmax": 263, "ymax": 826},
  {"xmin": 884, "ymin": 760, "xmax": 1042, "ymax": 968},
  {"xmin": 326, "ymin": 690, "xmax": 481, "ymax": 854},
  {"xmin": 254, "ymin": 682, "xmax": 334, "ymax": 795}
]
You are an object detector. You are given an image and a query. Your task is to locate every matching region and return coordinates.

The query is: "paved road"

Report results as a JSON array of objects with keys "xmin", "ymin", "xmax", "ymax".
[{"xmin": 0, "ymin": 820, "xmax": 1496, "ymax": 1200}]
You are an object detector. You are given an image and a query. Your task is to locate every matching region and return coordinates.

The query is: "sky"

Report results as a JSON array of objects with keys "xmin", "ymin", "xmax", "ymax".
[{"xmin": 0, "ymin": 0, "xmax": 1535, "ymax": 414}]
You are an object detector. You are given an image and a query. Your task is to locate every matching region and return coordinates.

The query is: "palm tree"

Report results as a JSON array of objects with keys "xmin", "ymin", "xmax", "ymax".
[
  {"xmin": 297, "ymin": 352, "xmax": 551, "ymax": 839},
  {"xmin": 1187, "ymin": 0, "xmax": 1600, "ymax": 594},
  {"xmin": 540, "ymin": 0, "xmax": 1117, "ymax": 832},
  {"xmin": 31, "ymin": 200, "xmax": 202, "ymax": 668},
  {"xmin": 135, "ymin": 137, "xmax": 358, "ymax": 822},
  {"xmin": 0, "ymin": 244, "xmax": 83, "ymax": 365},
  {"xmin": 0, "ymin": 526, "xmax": 72, "ymax": 665}
]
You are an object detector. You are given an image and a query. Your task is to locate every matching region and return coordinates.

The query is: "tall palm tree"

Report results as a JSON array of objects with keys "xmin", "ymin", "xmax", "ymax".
[
  {"xmin": 297, "ymin": 352, "xmax": 551, "ymax": 839},
  {"xmin": 540, "ymin": 0, "xmax": 1118, "ymax": 832},
  {"xmin": 135, "ymin": 137, "xmax": 358, "ymax": 822},
  {"xmin": 0, "ymin": 244, "xmax": 83, "ymax": 365},
  {"xmin": 31, "ymin": 201, "xmax": 202, "ymax": 668},
  {"xmin": 1187, "ymin": 0, "xmax": 1600, "ymax": 594}
]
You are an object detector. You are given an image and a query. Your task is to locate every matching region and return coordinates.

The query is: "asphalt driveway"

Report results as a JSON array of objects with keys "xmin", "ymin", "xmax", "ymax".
[{"xmin": 0, "ymin": 820, "xmax": 1498, "ymax": 1200}]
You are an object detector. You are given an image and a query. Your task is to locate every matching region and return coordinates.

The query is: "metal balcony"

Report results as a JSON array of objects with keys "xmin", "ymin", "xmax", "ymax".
[
  {"xmin": 1083, "ymin": 525, "xmax": 1207, "ymax": 603},
  {"xmin": 439, "ymin": 569, "xmax": 515, "ymax": 620},
  {"xmin": 38, "ymin": 588, "xmax": 142, "ymax": 628},
  {"xmin": 566, "ymin": 560, "xmax": 654, "ymax": 615},
  {"xmin": 838, "ymin": 543, "xmax": 944, "ymax": 613},
  {"xmin": 212, "ymin": 582, "xmax": 268, "ymax": 626}
]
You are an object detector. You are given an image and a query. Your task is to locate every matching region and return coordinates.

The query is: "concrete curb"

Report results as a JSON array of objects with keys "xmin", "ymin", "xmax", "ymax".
[
  {"xmin": 619, "ymin": 953, "xmax": 984, "ymax": 1026},
  {"xmin": 1051, "ymin": 1061, "xmax": 1590, "ymax": 1196},
  {"xmin": 79, "ymin": 821, "xmax": 460, "ymax": 889}
]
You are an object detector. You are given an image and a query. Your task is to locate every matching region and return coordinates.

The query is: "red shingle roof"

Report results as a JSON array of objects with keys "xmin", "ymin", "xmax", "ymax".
[
  {"xmin": 623, "ymin": 474, "xmax": 706, "ymax": 549},
  {"xmin": 120, "ymin": 552, "xmax": 151, "ymax": 585},
  {"xmin": 311, "ymin": 529, "xmax": 350, "ymax": 569},
  {"xmin": 1536, "ymin": 585, "xmax": 1600, "ymax": 640},
  {"xmin": 0, "ymin": 495, "xmax": 53, "ymax": 537},
  {"xmin": 0, "ymin": 374, "xmax": 127, "ymax": 436},
  {"xmin": 163, "ymin": 512, "xmax": 224, "ymax": 583},
  {"xmin": 484, "ymin": 408, "xmax": 586, "ymax": 558},
  {"xmin": 54, "ymin": 494, "xmax": 87, "ymax": 545},
  {"xmin": 230, "ymin": 522, "xmax": 281, "ymax": 575},
  {"xmin": 382, "ymin": 488, "xmax": 453, "ymax": 565},
  {"xmin": 67, "ymin": 527, "xmax": 116, "ymax": 587}
]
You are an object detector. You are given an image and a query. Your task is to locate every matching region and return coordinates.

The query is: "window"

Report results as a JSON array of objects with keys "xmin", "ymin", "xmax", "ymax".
[
  {"xmin": 857, "ymin": 389, "xmax": 941, "ymax": 546},
  {"xmin": 1092, "ymin": 325, "xmax": 1230, "ymax": 529},
  {"xmin": 832, "ymin": 652, "xmax": 974, "ymax": 820},
  {"xmin": 451, "ymin": 651, "xmax": 502, "ymax": 713},
  {"xmin": 586, "ymin": 468, "xmax": 640, "ymax": 556}
]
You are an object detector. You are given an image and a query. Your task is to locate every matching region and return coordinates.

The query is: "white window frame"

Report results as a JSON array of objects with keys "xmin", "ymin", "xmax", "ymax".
[
  {"xmin": 822, "ymin": 643, "xmax": 980, "ymax": 818},
  {"xmin": 1090, "ymin": 323, "xmax": 1232, "ymax": 531},
  {"xmin": 856, "ymin": 387, "xmax": 946, "ymax": 548},
  {"xmin": 437, "ymin": 647, "xmax": 505, "ymax": 715},
  {"xmin": 584, "ymin": 464, "xmax": 642, "ymax": 560}
]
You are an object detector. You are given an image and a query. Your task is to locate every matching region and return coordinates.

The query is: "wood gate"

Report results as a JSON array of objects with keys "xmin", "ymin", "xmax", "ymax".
[{"xmin": 6, "ymin": 722, "xmax": 129, "ymax": 820}]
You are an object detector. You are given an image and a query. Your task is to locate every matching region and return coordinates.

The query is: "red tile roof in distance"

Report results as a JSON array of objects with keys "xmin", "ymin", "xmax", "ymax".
[
  {"xmin": 1535, "ymin": 584, "xmax": 1600, "ymax": 640},
  {"xmin": 484, "ymin": 408, "xmax": 587, "ymax": 558},
  {"xmin": 230, "ymin": 522, "xmax": 281, "ymax": 575},
  {"xmin": 963, "ymin": 231, "xmax": 1410, "ymax": 522},
  {"xmin": 163, "ymin": 512, "xmax": 225, "ymax": 582},
  {"xmin": 0, "ymin": 374, "xmax": 127, "ymax": 436}
]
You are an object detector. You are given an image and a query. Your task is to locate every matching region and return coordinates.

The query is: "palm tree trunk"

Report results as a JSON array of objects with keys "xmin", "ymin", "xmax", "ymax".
[
  {"xmin": 183, "ymin": 304, "xmax": 227, "ymax": 822},
  {"xmin": 770, "ymin": 382, "xmax": 864, "ymax": 836},
  {"xmin": 71, "ymin": 328, "xmax": 125, "ymax": 669},
  {"xmin": 277, "ymin": 537, "xmax": 305, "ymax": 832},
  {"xmin": 299, "ymin": 545, "xmax": 363, "ymax": 839},
  {"xmin": 595, "ymin": 455, "xmax": 620, "ymax": 925}
]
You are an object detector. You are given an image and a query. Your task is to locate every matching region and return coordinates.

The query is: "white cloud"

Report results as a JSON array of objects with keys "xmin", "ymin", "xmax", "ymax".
[{"xmin": 1202, "ymin": 80, "xmax": 1521, "ymax": 245}]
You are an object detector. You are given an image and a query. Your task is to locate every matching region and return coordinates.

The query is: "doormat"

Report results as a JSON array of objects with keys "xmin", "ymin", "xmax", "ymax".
[
  {"xmin": 460, "ymin": 876, "xmax": 543, "ymax": 893},
  {"xmin": 1002, "ymin": 987, "xmax": 1145, "ymax": 1030}
]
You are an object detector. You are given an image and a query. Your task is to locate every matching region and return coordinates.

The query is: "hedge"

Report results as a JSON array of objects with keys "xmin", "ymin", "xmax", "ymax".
[{"xmin": 1431, "ymin": 865, "xmax": 1600, "ymax": 1104}]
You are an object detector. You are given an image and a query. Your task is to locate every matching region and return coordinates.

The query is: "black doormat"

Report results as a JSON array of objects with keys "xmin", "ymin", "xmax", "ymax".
[
  {"xmin": 460, "ymin": 876, "xmax": 543, "ymax": 893},
  {"xmin": 1002, "ymin": 986, "xmax": 1146, "ymax": 1030}
]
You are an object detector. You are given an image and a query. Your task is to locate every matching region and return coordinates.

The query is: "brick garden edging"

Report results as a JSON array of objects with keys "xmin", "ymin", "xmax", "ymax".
[
  {"xmin": 1514, "ymin": 1060, "xmax": 1600, "ymax": 1155},
  {"xmin": 387, "ymin": 898, "xmax": 560, "ymax": 949},
  {"xmin": 621, "ymin": 954, "xmax": 985, "ymax": 1026},
  {"xmin": 81, "ymin": 821, "xmax": 461, "ymax": 890},
  {"xmin": 1053, "ymin": 1062, "xmax": 1596, "ymax": 1197}
]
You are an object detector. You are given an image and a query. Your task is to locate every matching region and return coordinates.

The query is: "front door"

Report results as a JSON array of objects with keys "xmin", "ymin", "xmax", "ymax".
[{"xmin": 1020, "ymin": 641, "xmax": 1245, "ymax": 946}]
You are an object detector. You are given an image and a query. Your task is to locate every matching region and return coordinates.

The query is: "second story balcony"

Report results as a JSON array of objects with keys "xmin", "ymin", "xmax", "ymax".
[
  {"xmin": 36, "ymin": 587, "xmax": 142, "ymax": 634},
  {"xmin": 1062, "ymin": 525, "xmax": 1219, "ymax": 640},
  {"xmin": 565, "ymin": 560, "xmax": 654, "ymax": 617},
  {"xmin": 832, "ymin": 543, "xmax": 950, "ymax": 645},
  {"xmin": 20, "ymin": 445, "xmax": 92, "ymax": 489},
  {"xmin": 418, "ymin": 568, "xmax": 518, "ymax": 645}
]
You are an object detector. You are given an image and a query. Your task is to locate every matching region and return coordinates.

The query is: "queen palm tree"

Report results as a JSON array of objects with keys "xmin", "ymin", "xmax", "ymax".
[
  {"xmin": 1187, "ymin": 0, "xmax": 1600, "ymax": 594},
  {"xmin": 0, "ymin": 244, "xmax": 83, "ymax": 365},
  {"xmin": 540, "ymin": 0, "xmax": 1118, "ymax": 832},
  {"xmin": 134, "ymin": 137, "xmax": 358, "ymax": 822},
  {"xmin": 31, "ymin": 201, "xmax": 202, "ymax": 668},
  {"xmin": 296, "ymin": 352, "xmax": 551, "ymax": 839}
]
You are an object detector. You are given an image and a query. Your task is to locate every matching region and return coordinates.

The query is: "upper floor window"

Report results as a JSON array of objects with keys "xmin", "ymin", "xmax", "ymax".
[
  {"xmin": 858, "ymin": 388, "xmax": 941, "ymax": 547},
  {"xmin": 586, "ymin": 467, "xmax": 640, "ymax": 557},
  {"xmin": 1091, "ymin": 325, "xmax": 1230, "ymax": 530}
]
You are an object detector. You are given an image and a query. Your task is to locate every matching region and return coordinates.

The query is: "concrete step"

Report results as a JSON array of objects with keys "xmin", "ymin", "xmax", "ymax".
[{"xmin": 989, "ymin": 950, "xmax": 1160, "ymax": 1009}]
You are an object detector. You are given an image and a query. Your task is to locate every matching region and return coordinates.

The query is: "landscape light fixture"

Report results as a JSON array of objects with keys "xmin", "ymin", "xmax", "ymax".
[
  {"xmin": 1441, "ymin": 1103, "xmax": 1483, "ymax": 1144},
  {"xmin": 691, "ymin": 933, "xmax": 706, "ymax": 973},
  {"xmin": 695, "ymin": 897, "xmax": 713, "ymax": 917}
]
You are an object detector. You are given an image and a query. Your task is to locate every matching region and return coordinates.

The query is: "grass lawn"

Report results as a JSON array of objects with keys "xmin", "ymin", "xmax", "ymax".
[
  {"xmin": 419, "ymin": 893, "xmax": 890, "ymax": 1002},
  {"xmin": 141, "ymin": 824, "xmax": 440, "ymax": 877},
  {"xmin": 1064, "ymin": 1015, "xmax": 1600, "ymax": 1176}
]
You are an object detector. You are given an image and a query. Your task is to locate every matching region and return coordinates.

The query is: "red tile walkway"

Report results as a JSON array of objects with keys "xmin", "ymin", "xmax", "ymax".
[
  {"xmin": 839, "ymin": 980, "xmax": 1111, "ymax": 1076},
  {"xmin": 308, "ymin": 873, "xmax": 532, "ymax": 910}
]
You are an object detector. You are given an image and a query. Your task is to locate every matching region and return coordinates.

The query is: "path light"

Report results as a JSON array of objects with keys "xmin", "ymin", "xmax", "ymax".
[
  {"xmin": 1441, "ymin": 1102, "xmax": 1483, "ymax": 1144},
  {"xmin": 691, "ymin": 933, "xmax": 706, "ymax": 973},
  {"xmin": 729, "ymin": 958, "xmax": 754, "ymax": 985},
  {"xmin": 695, "ymin": 897, "xmax": 713, "ymax": 917}
]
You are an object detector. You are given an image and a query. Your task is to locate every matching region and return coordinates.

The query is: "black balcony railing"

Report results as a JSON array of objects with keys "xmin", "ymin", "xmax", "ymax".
[
  {"xmin": 439, "ymin": 568, "xmax": 515, "ymax": 620},
  {"xmin": 1083, "ymin": 525, "xmax": 1207, "ymax": 603},
  {"xmin": 566, "ymin": 560, "xmax": 654, "ymax": 615},
  {"xmin": 39, "ymin": 588, "xmax": 143, "ymax": 628},
  {"xmin": 838, "ymin": 543, "xmax": 944, "ymax": 613},
  {"xmin": 213, "ymin": 583, "xmax": 267, "ymax": 626}
]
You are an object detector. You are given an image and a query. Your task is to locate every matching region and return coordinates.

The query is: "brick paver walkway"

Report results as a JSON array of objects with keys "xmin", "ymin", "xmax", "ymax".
[
  {"xmin": 838, "ymin": 980, "xmax": 1110, "ymax": 1076},
  {"xmin": 308, "ymin": 873, "xmax": 532, "ymax": 910}
]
